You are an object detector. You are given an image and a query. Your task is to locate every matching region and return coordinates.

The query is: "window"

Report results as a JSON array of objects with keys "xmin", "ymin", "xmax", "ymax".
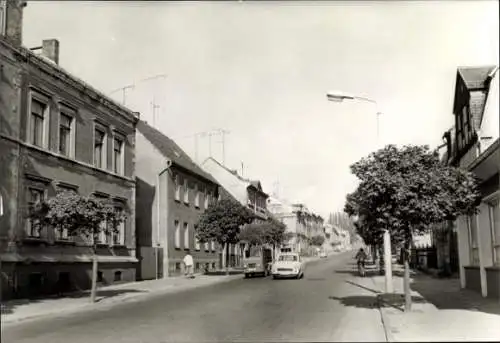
[
  {"xmin": 0, "ymin": 1, "xmax": 6, "ymax": 36},
  {"xmin": 183, "ymin": 222, "xmax": 189, "ymax": 249},
  {"xmin": 195, "ymin": 262, "xmax": 200, "ymax": 271},
  {"xmin": 489, "ymin": 198, "xmax": 500, "ymax": 265},
  {"xmin": 59, "ymin": 113, "xmax": 73, "ymax": 157},
  {"xmin": 94, "ymin": 128, "xmax": 106, "ymax": 168},
  {"xmin": 95, "ymin": 220, "xmax": 107, "ymax": 244},
  {"xmin": 204, "ymin": 242, "xmax": 209, "ymax": 251},
  {"xmin": 54, "ymin": 225, "xmax": 69, "ymax": 241},
  {"xmin": 174, "ymin": 220, "xmax": 181, "ymax": 249},
  {"xmin": 210, "ymin": 241, "xmax": 216, "ymax": 252},
  {"xmin": 29, "ymin": 97, "xmax": 47, "ymax": 147},
  {"xmin": 183, "ymin": 179, "xmax": 189, "ymax": 204},
  {"xmin": 195, "ymin": 184, "xmax": 200, "ymax": 208},
  {"xmin": 113, "ymin": 137, "xmax": 124, "ymax": 175},
  {"xmin": 26, "ymin": 188, "xmax": 44, "ymax": 238},
  {"xmin": 204, "ymin": 191, "xmax": 210, "ymax": 209},
  {"xmin": 174, "ymin": 175, "xmax": 181, "ymax": 201},
  {"xmin": 97, "ymin": 271, "xmax": 104, "ymax": 283},
  {"xmin": 113, "ymin": 208, "xmax": 125, "ymax": 246},
  {"xmin": 175, "ymin": 262, "xmax": 181, "ymax": 271},
  {"xmin": 114, "ymin": 271, "xmax": 122, "ymax": 282},
  {"xmin": 195, "ymin": 235, "xmax": 201, "ymax": 251},
  {"xmin": 468, "ymin": 215, "xmax": 479, "ymax": 266}
]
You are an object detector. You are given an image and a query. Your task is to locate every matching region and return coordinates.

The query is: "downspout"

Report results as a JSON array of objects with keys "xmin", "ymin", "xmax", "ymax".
[{"xmin": 157, "ymin": 160, "xmax": 172, "ymax": 279}]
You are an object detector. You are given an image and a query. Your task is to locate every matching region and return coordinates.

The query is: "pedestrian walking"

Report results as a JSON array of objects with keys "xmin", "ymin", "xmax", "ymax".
[{"xmin": 183, "ymin": 251, "xmax": 195, "ymax": 278}]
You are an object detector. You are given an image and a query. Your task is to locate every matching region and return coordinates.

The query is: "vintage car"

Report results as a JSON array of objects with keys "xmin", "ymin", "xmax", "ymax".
[
  {"xmin": 271, "ymin": 253, "xmax": 304, "ymax": 279},
  {"xmin": 243, "ymin": 246, "xmax": 273, "ymax": 278}
]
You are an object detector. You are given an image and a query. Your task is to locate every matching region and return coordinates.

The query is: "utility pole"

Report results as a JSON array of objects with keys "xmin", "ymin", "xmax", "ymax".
[{"xmin": 151, "ymin": 97, "xmax": 160, "ymax": 128}]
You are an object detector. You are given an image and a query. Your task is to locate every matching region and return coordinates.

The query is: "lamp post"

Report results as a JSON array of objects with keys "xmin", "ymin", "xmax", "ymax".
[{"xmin": 326, "ymin": 90, "xmax": 393, "ymax": 294}]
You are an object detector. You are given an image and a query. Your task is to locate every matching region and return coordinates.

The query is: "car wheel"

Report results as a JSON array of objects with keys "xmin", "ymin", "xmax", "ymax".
[
  {"xmin": 273, "ymin": 275, "xmax": 277, "ymax": 280},
  {"xmin": 244, "ymin": 273, "xmax": 249, "ymax": 278}
]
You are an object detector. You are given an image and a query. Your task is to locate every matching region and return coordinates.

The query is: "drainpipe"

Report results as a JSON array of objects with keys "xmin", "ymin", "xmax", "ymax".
[{"xmin": 157, "ymin": 160, "xmax": 172, "ymax": 279}]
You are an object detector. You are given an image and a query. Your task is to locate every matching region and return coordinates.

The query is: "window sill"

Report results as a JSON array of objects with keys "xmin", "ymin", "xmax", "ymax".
[
  {"xmin": 485, "ymin": 266, "xmax": 500, "ymax": 271},
  {"xmin": 174, "ymin": 199, "xmax": 181, "ymax": 203},
  {"xmin": 55, "ymin": 239, "xmax": 76, "ymax": 245},
  {"xmin": 111, "ymin": 244, "xmax": 127, "ymax": 248},
  {"xmin": 464, "ymin": 265, "xmax": 480, "ymax": 270},
  {"xmin": 23, "ymin": 237, "xmax": 47, "ymax": 244},
  {"xmin": 175, "ymin": 246, "xmax": 181, "ymax": 250}
]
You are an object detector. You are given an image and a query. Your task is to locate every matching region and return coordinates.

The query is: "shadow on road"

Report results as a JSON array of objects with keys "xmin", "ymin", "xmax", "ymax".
[{"xmin": 1, "ymin": 289, "xmax": 146, "ymax": 314}]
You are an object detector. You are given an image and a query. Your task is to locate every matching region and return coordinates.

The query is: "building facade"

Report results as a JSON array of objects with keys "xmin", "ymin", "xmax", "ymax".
[
  {"xmin": 267, "ymin": 197, "xmax": 325, "ymax": 255},
  {"xmin": 0, "ymin": 0, "xmax": 139, "ymax": 300},
  {"xmin": 446, "ymin": 66, "xmax": 499, "ymax": 299},
  {"xmin": 135, "ymin": 121, "xmax": 220, "ymax": 278},
  {"xmin": 202, "ymin": 157, "xmax": 269, "ymax": 267}
]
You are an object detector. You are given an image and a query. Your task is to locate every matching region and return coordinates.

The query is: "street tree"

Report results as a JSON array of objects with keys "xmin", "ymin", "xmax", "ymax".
[
  {"xmin": 310, "ymin": 234, "xmax": 325, "ymax": 247},
  {"xmin": 344, "ymin": 144, "xmax": 481, "ymax": 312},
  {"xmin": 195, "ymin": 198, "xmax": 254, "ymax": 274},
  {"xmin": 30, "ymin": 192, "xmax": 127, "ymax": 303}
]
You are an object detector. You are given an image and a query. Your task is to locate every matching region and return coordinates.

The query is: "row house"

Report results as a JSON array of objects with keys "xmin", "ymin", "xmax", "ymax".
[
  {"xmin": 0, "ymin": 0, "xmax": 139, "ymax": 299},
  {"xmin": 445, "ymin": 65, "xmax": 499, "ymax": 299},
  {"xmin": 267, "ymin": 197, "xmax": 325, "ymax": 255},
  {"xmin": 201, "ymin": 157, "xmax": 269, "ymax": 267},
  {"xmin": 135, "ymin": 121, "xmax": 220, "ymax": 278}
]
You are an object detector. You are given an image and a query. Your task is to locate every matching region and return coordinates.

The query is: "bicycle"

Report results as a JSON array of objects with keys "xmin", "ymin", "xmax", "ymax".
[{"xmin": 357, "ymin": 260, "xmax": 366, "ymax": 277}]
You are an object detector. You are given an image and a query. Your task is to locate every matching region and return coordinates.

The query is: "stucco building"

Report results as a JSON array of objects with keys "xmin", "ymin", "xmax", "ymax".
[
  {"xmin": 135, "ymin": 121, "xmax": 220, "ymax": 278},
  {"xmin": 202, "ymin": 157, "xmax": 269, "ymax": 267},
  {"xmin": 0, "ymin": 0, "xmax": 139, "ymax": 299},
  {"xmin": 445, "ymin": 66, "xmax": 499, "ymax": 299}
]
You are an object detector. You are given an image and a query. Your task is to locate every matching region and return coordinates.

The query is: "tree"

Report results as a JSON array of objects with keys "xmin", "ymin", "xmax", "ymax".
[
  {"xmin": 239, "ymin": 223, "xmax": 267, "ymax": 247},
  {"xmin": 195, "ymin": 198, "xmax": 254, "ymax": 274},
  {"xmin": 30, "ymin": 192, "xmax": 127, "ymax": 303},
  {"xmin": 310, "ymin": 234, "xmax": 325, "ymax": 247},
  {"xmin": 344, "ymin": 145, "xmax": 481, "ymax": 312}
]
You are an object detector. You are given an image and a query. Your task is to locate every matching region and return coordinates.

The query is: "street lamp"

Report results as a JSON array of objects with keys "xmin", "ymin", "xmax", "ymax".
[
  {"xmin": 326, "ymin": 89, "xmax": 392, "ymax": 293},
  {"xmin": 326, "ymin": 90, "xmax": 382, "ymax": 141}
]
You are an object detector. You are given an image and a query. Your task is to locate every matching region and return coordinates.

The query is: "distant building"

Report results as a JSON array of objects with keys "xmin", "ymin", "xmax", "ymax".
[
  {"xmin": 202, "ymin": 157, "xmax": 269, "ymax": 267},
  {"xmin": 135, "ymin": 121, "xmax": 220, "ymax": 278},
  {"xmin": 267, "ymin": 197, "xmax": 325, "ymax": 255},
  {"xmin": 445, "ymin": 66, "xmax": 499, "ymax": 299},
  {"xmin": 1, "ymin": 1, "xmax": 139, "ymax": 300}
]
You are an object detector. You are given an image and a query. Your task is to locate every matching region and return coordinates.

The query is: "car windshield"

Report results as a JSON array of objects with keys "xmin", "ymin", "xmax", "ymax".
[{"xmin": 279, "ymin": 255, "xmax": 298, "ymax": 262}]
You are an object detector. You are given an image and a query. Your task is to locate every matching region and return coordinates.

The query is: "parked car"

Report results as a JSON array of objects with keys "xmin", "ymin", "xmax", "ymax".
[
  {"xmin": 271, "ymin": 253, "xmax": 304, "ymax": 279},
  {"xmin": 319, "ymin": 251, "xmax": 327, "ymax": 258},
  {"xmin": 243, "ymin": 246, "xmax": 273, "ymax": 278}
]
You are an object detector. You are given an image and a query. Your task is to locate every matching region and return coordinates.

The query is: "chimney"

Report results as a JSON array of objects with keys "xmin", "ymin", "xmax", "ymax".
[
  {"xmin": 42, "ymin": 39, "xmax": 59, "ymax": 64},
  {"xmin": 1, "ymin": 0, "xmax": 27, "ymax": 46}
]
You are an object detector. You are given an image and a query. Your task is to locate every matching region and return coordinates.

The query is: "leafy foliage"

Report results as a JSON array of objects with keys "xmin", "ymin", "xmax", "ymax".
[
  {"xmin": 310, "ymin": 234, "xmax": 326, "ymax": 247},
  {"xmin": 238, "ymin": 215, "xmax": 289, "ymax": 247},
  {"xmin": 29, "ymin": 192, "xmax": 127, "ymax": 244},
  {"xmin": 344, "ymin": 144, "xmax": 481, "ymax": 245},
  {"xmin": 195, "ymin": 198, "xmax": 254, "ymax": 245}
]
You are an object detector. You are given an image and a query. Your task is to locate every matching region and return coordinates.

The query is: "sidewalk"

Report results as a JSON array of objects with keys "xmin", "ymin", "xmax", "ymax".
[
  {"xmin": 369, "ymin": 264, "xmax": 500, "ymax": 342},
  {"xmin": 1, "ymin": 273, "xmax": 242, "ymax": 326}
]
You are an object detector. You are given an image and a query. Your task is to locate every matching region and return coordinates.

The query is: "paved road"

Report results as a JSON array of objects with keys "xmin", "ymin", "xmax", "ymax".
[{"xmin": 2, "ymin": 252, "xmax": 386, "ymax": 343}]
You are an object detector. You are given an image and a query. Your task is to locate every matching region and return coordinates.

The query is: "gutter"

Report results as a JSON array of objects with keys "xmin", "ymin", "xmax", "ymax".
[
  {"xmin": 467, "ymin": 138, "xmax": 499, "ymax": 171},
  {"xmin": 157, "ymin": 160, "xmax": 173, "ymax": 279}
]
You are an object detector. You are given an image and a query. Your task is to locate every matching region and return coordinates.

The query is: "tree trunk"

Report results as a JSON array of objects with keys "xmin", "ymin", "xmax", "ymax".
[
  {"xmin": 225, "ymin": 243, "xmax": 229, "ymax": 276},
  {"xmin": 90, "ymin": 248, "xmax": 98, "ymax": 303},
  {"xmin": 379, "ymin": 244, "xmax": 385, "ymax": 275},
  {"xmin": 404, "ymin": 236, "xmax": 412, "ymax": 312}
]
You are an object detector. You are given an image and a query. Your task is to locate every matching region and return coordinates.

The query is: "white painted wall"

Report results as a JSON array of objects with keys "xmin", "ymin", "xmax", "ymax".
[{"xmin": 480, "ymin": 70, "xmax": 499, "ymax": 151}]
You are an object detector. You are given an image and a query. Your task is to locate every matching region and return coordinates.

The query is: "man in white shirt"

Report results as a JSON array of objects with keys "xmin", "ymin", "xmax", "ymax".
[{"xmin": 183, "ymin": 251, "xmax": 194, "ymax": 278}]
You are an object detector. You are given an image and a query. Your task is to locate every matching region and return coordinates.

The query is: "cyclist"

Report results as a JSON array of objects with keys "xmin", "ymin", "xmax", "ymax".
[{"xmin": 355, "ymin": 248, "xmax": 368, "ymax": 276}]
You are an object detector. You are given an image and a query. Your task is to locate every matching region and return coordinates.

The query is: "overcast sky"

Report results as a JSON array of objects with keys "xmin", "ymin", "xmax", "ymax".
[{"xmin": 23, "ymin": 1, "xmax": 499, "ymax": 217}]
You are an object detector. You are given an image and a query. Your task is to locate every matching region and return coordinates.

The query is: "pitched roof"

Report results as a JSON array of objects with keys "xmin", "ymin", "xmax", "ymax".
[
  {"xmin": 456, "ymin": 66, "xmax": 498, "ymax": 132},
  {"xmin": 137, "ymin": 121, "xmax": 218, "ymax": 185},
  {"xmin": 202, "ymin": 157, "xmax": 268, "ymax": 196},
  {"xmin": 458, "ymin": 66, "xmax": 497, "ymax": 89}
]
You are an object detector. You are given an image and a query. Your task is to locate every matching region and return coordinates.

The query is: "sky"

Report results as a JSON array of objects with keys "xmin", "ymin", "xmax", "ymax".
[{"xmin": 22, "ymin": 1, "xmax": 499, "ymax": 218}]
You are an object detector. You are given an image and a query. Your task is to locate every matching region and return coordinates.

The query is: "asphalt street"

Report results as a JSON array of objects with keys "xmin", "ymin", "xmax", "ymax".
[{"xmin": 2, "ymin": 251, "xmax": 386, "ymax": 343}]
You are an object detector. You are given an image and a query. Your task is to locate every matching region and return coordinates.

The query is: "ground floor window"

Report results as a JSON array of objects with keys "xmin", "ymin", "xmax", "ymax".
[
  {"xmin": 488, "ymin": 197, "xmax": 500, "ymax": 265},
  {"xmin": 467, "ymin": 215, "xmax": 480, "ymax": 266}
]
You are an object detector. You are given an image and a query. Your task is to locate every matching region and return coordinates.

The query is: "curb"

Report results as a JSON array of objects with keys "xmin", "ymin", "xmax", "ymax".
[
  {"xmin": 370, "ymin": 277, "xmax": 396, "ymax": 343},
  {"xmin": 2, "ymin": 274, "xmax": 242, "ymax": 327}
]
